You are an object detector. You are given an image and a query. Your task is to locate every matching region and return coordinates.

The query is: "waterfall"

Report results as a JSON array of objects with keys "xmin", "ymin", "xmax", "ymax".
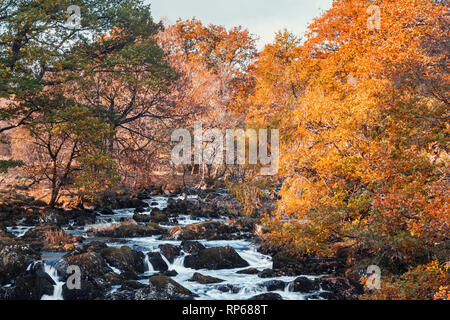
[
  {"xmin": 144, "ymin": 253, "xmax": 154, "ymax": 272},
  {"xmin": 284, "ymin": 282, "xmax": 294, "ymax": 293},
  {"xmin": 41, "ymin": 264, "xmax": 64, "ymax": 300},
  {"xmin": 106, "ymin": 262, "xmax": 122, "ymax": 274},
  {"xmin": 160, "ymin": 253, "xmax": 172, "ymax": 269}
]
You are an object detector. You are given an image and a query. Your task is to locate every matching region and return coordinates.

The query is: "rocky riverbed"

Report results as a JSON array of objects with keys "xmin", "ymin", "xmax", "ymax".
[{"xmin": 0, "ymin": 190, "xmax": 362, "ymax": 300}]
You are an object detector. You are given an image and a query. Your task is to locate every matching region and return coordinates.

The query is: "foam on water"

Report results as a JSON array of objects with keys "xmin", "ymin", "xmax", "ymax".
[{"xmin": 41, "ymin": 264, "xmax": 64, "ymax": 300}]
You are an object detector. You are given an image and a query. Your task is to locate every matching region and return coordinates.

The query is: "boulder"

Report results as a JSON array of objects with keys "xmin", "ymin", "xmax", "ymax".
[
  {"xmin": 92, "ymin": 222, "xmax": 166, "ymax": 238},
  {"xmin": 188, "ymin": 273, "xmax": 224, "ymax": 284},
  {"xmin": 291, "ymin": 277, "xmax": 320, "ymax": 293},
  {"xmin": 316, "ymin": 276, "xmax": 362, "ymax": 300},
  {"xmin": 144, "ymin": 275, "xmax": 195, "ymax": 300},
  {"xmin": 159, "ymin": 244, "xmax": 181, "ymax": 264},
  {"xmin": 236, "ymin": 267, "xmax": 260, "ymax": 275},
  {"xmin": 101, "ymin": 246, "xmax": 145, "ymax": 274},
  {"xmin": 181, "ymin": 240, "xmax": 205, "ymax": 254},
  {"xmin": 13, "ymin": 262, "xmax": 55, "ymax": 300},
  {"xmin": 147, "ymin": 252, "xmax": 169, "ymax": 271},
  {"xmin": 184, "ymin": 246, "xmax": 249, "ymax": 270},
  {"xmin": 0, "ymin": 239, "xmax": 39, "ymax": 285},
  {"xmin": 263, "ymin": 280, "xmax": 286, "ymax": 292},
  {"xmin": 249, "ymin": 293, "xmax": 283, "ymax": 300}
]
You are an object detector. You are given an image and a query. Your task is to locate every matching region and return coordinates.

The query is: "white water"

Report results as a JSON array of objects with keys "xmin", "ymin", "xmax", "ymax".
[
  {"xmin": 106, "ymin": 262, "xmax": 122, "ymax": 275},
  {"xmin": 26, "ymin": 194, "xmax": 323, "ymax": 300},
  {"xmin": 41, "ymin": 264, "xmax": 64, "ymax": 300},
  {"xmin": 143, "ymin": 253, "xmax": 155, "ymax": 274}
]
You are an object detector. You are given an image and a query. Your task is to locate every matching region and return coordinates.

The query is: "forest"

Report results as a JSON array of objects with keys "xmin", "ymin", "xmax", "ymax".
[{"xmin": 0, "ymin": 0, "xmax": 448, "ymax": 301}]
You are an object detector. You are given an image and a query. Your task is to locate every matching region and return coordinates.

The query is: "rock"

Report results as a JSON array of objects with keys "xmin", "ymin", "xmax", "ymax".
[
  {"xmin": 146, "ymin": 275, "xmax": 195, "ymax": 300},
  {"xmin": 147, "ymin": 252, "xmax": 169, "ymax": 272},
  {"xmin": 98, "ymin": 208, "xmax": 115, "ymax": 215},
  {"xmin": 236, "ymin": 267, "xmax": 260, "ymax": 275},
  {"xmin": 263, "ymin": 280, "xmax": 286, "ymax": 292},
  {"xmin": 121, "ymin": 280, "xmax": 147, "ymax": 291},
  {"xmin": 92, "ymin": 222, "xmax": 166, "ymax": 238},
  {"xmin": 249, "ymin": 293, "xmax": 283, "ymax": 300},
  {"xmin": 0, "ymin": 286, "xmax": 15, "ymax": 300},
  {"xmin": 291, "ymin": 277, "xmax": 320, "ymax": 293},
  {"xmin": 188, "ymin": 273, "xmax": 225, "ymax": 284},
  {"xmin": 151, "ymin": 211, "xmax": 169, "ymax": 224},
  {"xmin": 166, "ymin": 221, "xmax": 239, "ymax": 241},
  {"xmin": 317, "ymin": 276, "xmax": 362, "ymax": 300},
  {"xmin": 101, "ymin": 246, "xmax": 145, "ymax": 274},
  {"xmin": 159, "ymin": 270, "xmax": 178, "ymax": 277},
  {"xmin": 272, "ymin": 251, "xmax": 341, "ymax": 276},
  {"xmin": 65, "ymin": 251, "xmax": 111, "ymax": 278},
  {"xmin": 22, "ymin": 225, "xmax": 75, "ymax": 252},
  {"xmin": 180, "ymin": 240, "xmax": 205, "ymax": 254},
  {"xmin": 134, "ymin": 206, "xmax": 146, "ymax": 214},
  {"xmin": 258, "ymin": 269, "xmax": 278, "ymax": 278},
  {"xmin": 13, "ymin": 262, "xmax": 56, "ymax": 300},
  {"xmin": 83, "ymin": 241, "xmax": 108, "ymax": 253},
  {"xmin": 0, "ymin": 239, "xmax": 39, "ymax": 285},
  {"xmin": 184, "ymin": 246, "xmax": 249, "ymax": 270},
  {"xmin": 216, "ymin": 284, "xmax": 240, "ymax": 293},
  {"xmin": 62, "ymin": 279, "xmax": 105, "ymax": 300},
  {"xmin": 132, "ymin": 213, "xmax": 152, "ymax": 223},
  {"xmin": 159, "ymin": 244, "xmax": 181, "ymax": 263}
]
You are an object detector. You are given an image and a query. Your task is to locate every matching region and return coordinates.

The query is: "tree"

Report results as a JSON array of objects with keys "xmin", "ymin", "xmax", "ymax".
[
  {"xmin": 245, "ymin": 0, "xmax": 449, "ymax": 266},
  {"xmin": 0, "ymin": 0, "xmax": 157, "ymax": 172}
]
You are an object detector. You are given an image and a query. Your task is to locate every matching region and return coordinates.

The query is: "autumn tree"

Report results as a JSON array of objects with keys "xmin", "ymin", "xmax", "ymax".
[{"xmin": 245, "ymin": 0, "xmax": 449, "ymax": 279}]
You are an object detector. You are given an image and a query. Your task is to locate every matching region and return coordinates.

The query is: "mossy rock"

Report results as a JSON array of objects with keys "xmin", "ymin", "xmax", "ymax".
[{"xmin": 149, "ymin": 275, "xmax": 193, "ymax": 296}]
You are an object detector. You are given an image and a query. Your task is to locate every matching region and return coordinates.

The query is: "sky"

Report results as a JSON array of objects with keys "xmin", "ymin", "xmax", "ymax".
[{"xmin": 146, "ymin": 0, "xmax": 333, "ymax": 49}]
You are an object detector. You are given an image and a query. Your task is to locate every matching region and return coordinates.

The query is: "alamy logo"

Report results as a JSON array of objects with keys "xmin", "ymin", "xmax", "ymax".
[
  {"xmin": 66, "ymin": 5, "xmax": 82, "ymax": 30},
  {"xmin": 66, "ymin": 265, "xmax": 81, "ymax": 290},
  {"xmin": 171, "ymin": 121, "xmax": 280, "ymax": 175},
  {"xmin": 366, "ymin": 265, "xmax": 381, "ymax": 290},
  {"xmin": 367, "ymin": 5, "xmax": 381, "ymax": 31}
]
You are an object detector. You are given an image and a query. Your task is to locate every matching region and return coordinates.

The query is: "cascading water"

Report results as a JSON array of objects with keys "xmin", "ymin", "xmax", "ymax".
[
  {"xmin": 144, "ymin": 253, "xmax": 154, "ymax": 273},
  {"xmin": 41, "ymin": 264, "xmax": 64, "ymax": 300}
]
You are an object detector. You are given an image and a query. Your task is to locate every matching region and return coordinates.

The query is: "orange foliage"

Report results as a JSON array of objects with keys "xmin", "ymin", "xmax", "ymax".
[{"xmin": 243, "ymin": 0, "xmax": 449, "ymax": 257}]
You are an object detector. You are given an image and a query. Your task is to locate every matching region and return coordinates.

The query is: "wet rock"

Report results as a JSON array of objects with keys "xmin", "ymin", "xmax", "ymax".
[
  {"xmin": 134, "ymin": 206, "xmax": 146, "ymax": 214},
  {"xmin": 316, "ymin": 276, "xmax": 362, "ymax": 300},
  {"xmin": 132, "ymin": 213, "xmax": 152, "ymax": 223},
  {"xmin": 13, "ymin": 262, "xmax": 56, "ymax": 300},
  {"xmin": 0, "ymin": 286, "xmax": 15, "ymax": 300},
  {"xmin": 145, "ymin": 275, "xmax": 195, "ymax": 300},
  {"xmin": 181, "ymin": 240, "xmax": 205, "ymax": 254},
  {"xmin": 159, "ymin": 244, "xmax": 181, "ymax": 264},
  {"xmin": 249, "ymin": 293, "xmax": 283, "ymax": 300},
  {"xmin": 121, "ymin": 280, "xmax": 147, "ymax": 291},
  {"xmin": 291, "ymin": 277, "xmax": 320, "ymax": 293},
  {"xmin": 147, "ymin": 252, "xmax": 168, "ymax": 272},
  {"xmin": 65, "ymin": 251, "xmax": 111, "ymax": 278},
  {"xmin": 22, "ymin": 225, "xmax": 76, "ymax": 252},
  {"xmin": 236, "ymin": 267, "xmax": 260, "ymax": 275},
  {"xmin": 263, "ymin": 280, "xmax": 286, "ymax": 292},
  {"xmin": 0, "ymin": 239, "xmax": 39, "ymax": 285},
  {"xmin": 216, "ymin": 284, "xmax": 240, "ymax": 293},
  {"xmin": 188, "ymin": 273, "xmax": 225, "ymax": 284},
  {"xmin": 98, "ymin": 208, "xmax": 115, "ymax": 216},
  {"xmin": 184, "ymin": 246, "xmax": 249, "ymax": 270},
  {"xmin": 166, "ymin": 221, "xmax": 239, "ymax": 241},
  {"xmin": 83, "ymin": 241, "xmax": 108, "ymax": 253},
  {"xmin": 272, "ymin": 251, "xmax": 341, "ymax": 276},
  {"xmin": 62, "ymin": 279, "xmax": 105, "ymax": 300},
  {"xmin": 258, "ymin": 269, "xmax": 278, "ymax": 278},
  {"xmin": 101, "ymin": 246, "xmax": 145, "ymax": 274},
  {"xmin": 159, "ymin": 270, "xmax": 178, "ymax": 277},
  {"xmin": 151, "ymin": 210, "xmax": 169, "ymax": 224},
  {"xmin": 92, "ymin": 222, "xmax": 166, "ymax": 238}
]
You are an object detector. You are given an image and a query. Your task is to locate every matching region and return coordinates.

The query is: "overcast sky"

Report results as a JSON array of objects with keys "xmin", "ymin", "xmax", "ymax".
[{"xmin": 146, "ymin": 0, "xmax": 333, "ymax": 49}]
